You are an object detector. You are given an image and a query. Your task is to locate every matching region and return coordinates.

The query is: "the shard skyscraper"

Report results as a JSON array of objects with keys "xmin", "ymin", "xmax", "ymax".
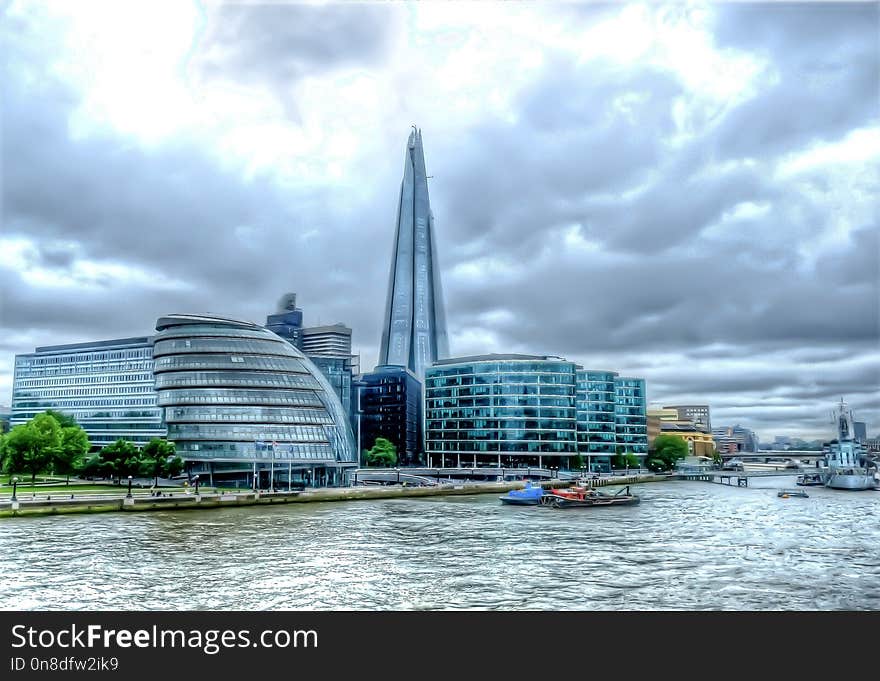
[{"xmin": 378, "ymin": 127, "xmax": 449, "ymax": 379}]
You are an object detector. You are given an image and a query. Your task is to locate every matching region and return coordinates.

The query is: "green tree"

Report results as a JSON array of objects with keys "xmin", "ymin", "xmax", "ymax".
[
  {"xmin": 570, "ymin": 453, "xmax": 584, "ymax": 470},
  {"xmin": 649, "ymin": 435, "xmax": 689, "ymax": 471},
  {"xmin": 365, "ymin": 437, "xmax": 397, "ymax": 468},
  {"xmin": 1, "ymin": 413, "xmax": 62, "ymax": 484},
  {"xmin": 79, "ymin": 454, "xmax": 104, "ymax": 478},
  {"xmin": 711, "ymin": 449, "xmax": 722, "ymax": 465},
  {"xmin": 44, "ymin": 409, "xmax": 78, "ymax": 428},
  {"xmin": 142, "ymin": 438, "xmax": 177, "ymax": 486},
  {"xmin": 55, "ymin": 426, "xmax": 90, "ymax": 484},
  {"xmin": 164, "ymin": 456, "xmax": 184, "ymax": 479},
  {"xmin": 98, "ymin": 440, "xmax": 141, "ymax": 480}
]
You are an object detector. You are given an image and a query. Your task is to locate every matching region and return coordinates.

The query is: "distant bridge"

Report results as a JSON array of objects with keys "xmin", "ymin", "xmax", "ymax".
[{"xmin": 352, "ymin": 467, "xmax": 558, "ymax": 486}]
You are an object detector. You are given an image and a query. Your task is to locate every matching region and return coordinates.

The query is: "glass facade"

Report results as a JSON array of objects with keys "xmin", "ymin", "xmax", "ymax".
[
  {"xmin": 378, "ymin": 128, "xmax": 449, "ymax": 379},
  {"xmin": 615, "ymin": 376, "xmax": 648, "ymax": 456},
  {"xmin": 153, "ymin": 314, "xmax": 357, "ymax": 484},
  {"xmin": 576, "ymin": 370, "xmax": 619, "ymax": 465},
  {"xmin": 355, "ymin": 365, "xmax": 423, "ymax": 465},
  {"xmin": 11, "ymin": 337, "xmax": 165, "ymax": 448},
  {"xmin": 424, "ymin": 355, "xmax": 578, "ymax": 466}
]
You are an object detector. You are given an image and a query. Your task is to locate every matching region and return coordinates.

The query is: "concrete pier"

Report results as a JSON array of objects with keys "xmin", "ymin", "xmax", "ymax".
[{"xmin": 0, "ymin": 474, "xmax": 665, "ymax": 519}]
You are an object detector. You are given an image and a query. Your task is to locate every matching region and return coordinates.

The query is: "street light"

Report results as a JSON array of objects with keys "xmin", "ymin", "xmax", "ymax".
[
  {"xmin": 126, "ymin": 475, "xmax": 133, "ymax": 499},
  {"xmin": 11, "ymin": 476, "xmax": 19, "ymax": 502}
]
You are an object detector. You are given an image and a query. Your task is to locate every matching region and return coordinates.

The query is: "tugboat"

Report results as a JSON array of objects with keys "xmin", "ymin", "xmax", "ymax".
[
  {"xmin": 499, "ymin": 481, "xmax": 544, "ymax": 505},
  {"xmin": 821, "ymin": 398, "xmax": 877, "ymax": 491},
  {"xmin": 540, "ymin": 485, "xmax": 640, "ymax": 508}
]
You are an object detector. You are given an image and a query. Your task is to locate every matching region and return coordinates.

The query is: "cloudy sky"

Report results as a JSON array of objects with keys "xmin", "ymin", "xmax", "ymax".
[{"xmin": 1, "ymin": 1, "xmax": 878, "ymax": 440}]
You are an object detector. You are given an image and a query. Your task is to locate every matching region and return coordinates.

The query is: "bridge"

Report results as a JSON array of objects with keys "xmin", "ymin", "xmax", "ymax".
[
  {"xmin": 675, "ymin": 469, "xmax": 803, "ymax": 487},
  {"xmin": 721, "ymin": 450, "xmax": 824, "ymax": 463}
]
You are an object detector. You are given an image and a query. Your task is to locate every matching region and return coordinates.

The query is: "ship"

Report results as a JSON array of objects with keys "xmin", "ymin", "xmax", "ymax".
[{"xmin": 820, "ymin": 398, "xmax": 877, "ymax": 491}]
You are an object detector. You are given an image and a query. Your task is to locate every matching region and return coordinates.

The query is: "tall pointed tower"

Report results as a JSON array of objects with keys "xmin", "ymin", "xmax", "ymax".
[{"xmin": 378, "ymin": 127, "xmax": 449, "ymax": 379}]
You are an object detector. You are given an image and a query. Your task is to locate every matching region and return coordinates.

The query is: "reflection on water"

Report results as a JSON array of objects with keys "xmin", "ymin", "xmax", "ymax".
[{"xmin": 1, "ymin": 478, "xmax": 878, "ymax": 610}]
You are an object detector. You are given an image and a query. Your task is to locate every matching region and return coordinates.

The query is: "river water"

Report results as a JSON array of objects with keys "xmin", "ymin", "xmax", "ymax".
[{"xmin": 2, "ymin": 477, "xmax": 878, "ymax": 610}]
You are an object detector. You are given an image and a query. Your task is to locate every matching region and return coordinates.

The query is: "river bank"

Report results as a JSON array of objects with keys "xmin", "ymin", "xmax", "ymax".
[{"xmin": 0, "ymin": 474, "xmax": 664, "ymax": 518}]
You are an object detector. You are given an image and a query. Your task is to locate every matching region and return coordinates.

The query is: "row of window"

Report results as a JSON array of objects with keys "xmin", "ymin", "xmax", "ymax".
[
  {"xmin": 16, "ymin": 374, "xmax": 153, "ymax": 388},
  {"xmin": 154, "ymin": 355, "xmax": 308, "ymax": 373},
  {"xmin": 156, "ymin": 389, "xmax": 325, "ymax": 408},
  {"xmin": 13, "ymin": 398, "xmax": 157, "ymax": 410},
  {"xmin": 426, "ymin": 419, "xmax": 575, "ymax": 431},
  {"xmin": 179, "ymin": 442, "xmax": 334, "ymax": 461},
  {"xmin": 427, "ymin": 430, "xmax": 577, "ymax": 441},
  {"xmin": 154, "ymin": 372, "xmax": 321, "ymax": 390},
  {"xmin": 425, "ymin": 441, "xmax": 577, "ymax": 453},
  {"xmin": 427, "ymin": 363, "xmax": 575, "ymax": 379},
  {"xmin": 16, "ymin": 362, "xmax": 152, "ymax": 378},
  {"xmin": 425, "ymin": 407, "xmax": 575, "ymax": 419},
  {"xmin": 166, "ymin": 407, "xmax": 334, "ymax": 426},
  {"xmin": 18, "ymin": 349, "xmax": 150, "ymax": 367},
  {"xmin": 14, "ymin": 386, "xmax": 154, "ymax": 398},
  {"xmin": 152, "ymin": 338, "xmax": 292, "ymax": 358},
  {"xmin": 169, "ymin": 424, "xmax": 329, "ymax": 442},
  {"xmin": 426, "ymin": 374, "xmax": 576, "ymax": 389}
]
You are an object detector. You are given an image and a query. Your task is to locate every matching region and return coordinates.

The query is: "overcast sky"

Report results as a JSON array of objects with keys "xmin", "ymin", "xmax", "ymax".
[{"xmin": 1, "ymin": 1, "xmax": 878, "ymax": 440}]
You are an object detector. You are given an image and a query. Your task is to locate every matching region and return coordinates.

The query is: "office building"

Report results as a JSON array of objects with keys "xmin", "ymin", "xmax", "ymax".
[
  {"xmin": 153, "ymin": 313, "xmax": 357, "ymax": 487},
  {"xmin": 576, "ymin": 369, "xmax": 618, "ymax": 469},
  {"xmin": 301, "ymin": 324, "xmax": 352, "ymax": 357},
  {"xmin": 264, "ymin": 293, "xmax": 304, "ymax": 347},
  {"xmin": 424, "ymin": 355, "xmax": 578, "ymax": 468},
  {"xmin": 378, "ymin": 127, "xmax": 449, "ymax": 379},
  {"xmin": 354, "ymin": 365, "xmax": 422, "ymax": 465},
  {"xmin": 647, "ymin": 407, "xmax": 714, "ymax": 456},
  {"xmin": 615, "ymin": 376, "xmax": 648, "ymax": 458},
  {"xmin": 854, "ymin": 421, "xmax": 867, "ymax": 444},
  {"xmin": 662, "ymin": 404, "xmax": 711, "ymax": 432},
  {"xmin": 11, "ymin": 337, "xmax": 165, "ymax": 448},
  {"xmin": 264, "ymin": 295, "xmax": 358, "ymax": 426},
  {"xmin": 713, "ymin": 424, "xmax": 759, "ymax": 453}
]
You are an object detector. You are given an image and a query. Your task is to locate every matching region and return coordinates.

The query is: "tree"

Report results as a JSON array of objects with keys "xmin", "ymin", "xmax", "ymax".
[
  {"xmin": 142, "ymin": 438, "xmax": 177, "ymax": 486},
  {"xmin": 711, "ymin": 449, "xmax": 722, "ymax": 466},
  {"xmin": 650, "ymin": 434, "xmax": 689, "ymax": 471},
  {"xmin": 570, "ymin": 453, "xmax": 584, "ymax": 470},
  {"xmin": 98, "ymin": 440, "xmax": 141, "ymax": 480},
  {"xmin": 365, "ymin": 437, "xmax": 397, "ymax": 468},
  {"xmin": 55, "ymin": 426, "xmax": 90, "ymax": 484},
  {"xmin": 1, "ymin": 413, "xmax": 62, "ymax": 484},
  {"xmin": 44, "ymin": 409, "xmax": 78, "ymax": 428},
  {"xmin": 164, "ymin": 456, "xmax": 184, "ymax": 479}
]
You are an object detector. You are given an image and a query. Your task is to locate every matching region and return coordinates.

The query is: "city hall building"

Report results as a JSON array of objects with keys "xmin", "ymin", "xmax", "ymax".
[{"xmin": 152, "ymin": 313, "xmax": 358, "ymax": 487}]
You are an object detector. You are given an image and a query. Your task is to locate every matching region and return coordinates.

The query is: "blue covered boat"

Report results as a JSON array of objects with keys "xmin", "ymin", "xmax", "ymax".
[{"xmin": 500, "ymin": 481, "xmax": 544, "ymax": 505}]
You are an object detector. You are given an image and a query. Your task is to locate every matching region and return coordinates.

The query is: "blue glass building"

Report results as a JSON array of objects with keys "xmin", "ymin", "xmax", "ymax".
[
  {"xmin": 11, "ymin": 337, "xmax": 165, "ymax": 448},
  {"xmin": 424, "ymin": 355, "xmax": 578, "ymax": 468},
  {"xmin": 153, "ymin": 313, "xmax": 357, "ymax": 487},
  {"xmin": 615, "ymin": 376, "xmax": 648, "ymax": 458},
  {"xmin": 575, "ymin": 369, "xmax": 618, "ymax": 470},
  {"xmin": 378, "ymin": 127, "xmax": 449, "ymax": 379}
]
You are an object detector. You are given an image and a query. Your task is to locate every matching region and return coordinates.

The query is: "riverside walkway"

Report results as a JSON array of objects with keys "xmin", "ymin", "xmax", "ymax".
[{"xmin": 0, "ymin": 473, "xmax": 665, "ymax": 518}]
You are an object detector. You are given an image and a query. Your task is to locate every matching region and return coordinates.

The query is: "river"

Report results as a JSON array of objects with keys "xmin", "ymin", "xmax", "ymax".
[{"xmin": 2, "ymin": 477, "xmax": 878, "ymax": 610}]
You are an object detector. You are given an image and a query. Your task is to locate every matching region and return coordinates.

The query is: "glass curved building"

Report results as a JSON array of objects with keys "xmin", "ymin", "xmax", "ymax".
[
  {"xmin": 424, "ymin": 354, "xmax": 577, "ymax": 468},
  {"xmin": 153, "ymin": 314, "xmax": 357, "ymax": 487}
]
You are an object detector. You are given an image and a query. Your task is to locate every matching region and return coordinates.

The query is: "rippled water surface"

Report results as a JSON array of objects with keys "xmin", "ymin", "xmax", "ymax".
[{"xmin": 2, "ymin": 479, "xmax": 878, "ymax": 610}]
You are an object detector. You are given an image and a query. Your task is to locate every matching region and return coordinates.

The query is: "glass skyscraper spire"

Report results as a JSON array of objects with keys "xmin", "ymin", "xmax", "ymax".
[{"xmin": 378, "ymin": 127, "xmax": 449, "ymax": 379}]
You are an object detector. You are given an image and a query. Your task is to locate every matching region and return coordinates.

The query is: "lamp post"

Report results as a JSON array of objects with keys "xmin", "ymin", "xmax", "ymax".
[
  {"xmin": 11, "ymin": 477, "xmax": 19, "ymax": 502},
  {"xmin": 126, "ymin": 475, "xmax": 133, "ymax": 499},
  {"xmin": 193, "ymin": 475, "xmax": 200, "ymax": 496}
]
